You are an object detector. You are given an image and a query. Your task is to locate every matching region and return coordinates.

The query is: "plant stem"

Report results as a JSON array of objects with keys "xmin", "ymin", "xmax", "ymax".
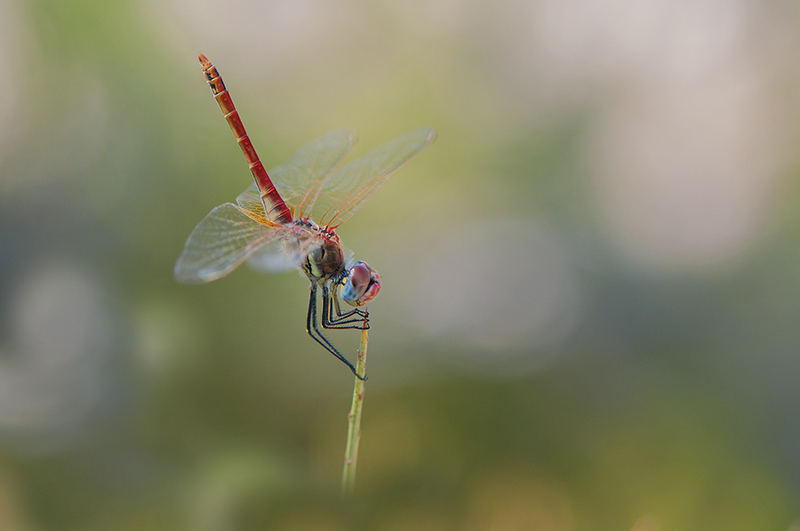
[{"xmin": 341, "ymin": 312, "xmax": 369, "ymax": 498}]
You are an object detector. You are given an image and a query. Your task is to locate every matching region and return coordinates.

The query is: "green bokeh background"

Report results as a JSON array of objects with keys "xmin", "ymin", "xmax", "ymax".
[{"xmin": 1, "ymin": 1, "xmax": 800, "ymax": 529}]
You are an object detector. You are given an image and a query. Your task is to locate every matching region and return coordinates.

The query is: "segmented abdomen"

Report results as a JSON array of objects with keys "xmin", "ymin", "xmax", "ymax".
[{"xmin": 198, "ymin": 54, "xmax": 292, "ymax": 224}]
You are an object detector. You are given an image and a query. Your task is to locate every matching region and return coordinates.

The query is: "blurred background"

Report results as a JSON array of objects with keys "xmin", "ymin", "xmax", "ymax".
[{"xmin": 1, "ymin": 0, "xmax": 800, "ymax": 529}]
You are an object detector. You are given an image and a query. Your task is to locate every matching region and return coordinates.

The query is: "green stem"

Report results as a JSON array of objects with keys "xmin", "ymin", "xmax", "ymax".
[{"xmin": 341, "ymin": 313, "xmax": 369, "ymax": 498}]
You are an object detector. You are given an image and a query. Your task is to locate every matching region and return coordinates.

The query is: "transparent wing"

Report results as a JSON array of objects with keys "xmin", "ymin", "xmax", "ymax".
[
  {"xmin": 236, "ymin": 130, "xmax": 356, "ymax": 220},
  {"xmin": 235, "ymin": 184, "xmax": 265, "ymax": 219},
  {"xmin": 174, "ymin": 203, "xmax": 288, "ymax": 283},
  {"xmin": 309, "ymin": 127, "xmax": 436, "ymax": 228},
  {"xmin": 246, "ymin": 230, "xmax": 325, "ymax": 273},
  {"xmin": 246, "ymin": 240, "xmax": 300, "ymax": 273}
]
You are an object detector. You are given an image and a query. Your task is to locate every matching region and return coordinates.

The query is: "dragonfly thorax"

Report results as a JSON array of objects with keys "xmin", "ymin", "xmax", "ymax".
[{"xmin": 304, "ymin": 237, "xmax": 345, "ymax": 282}]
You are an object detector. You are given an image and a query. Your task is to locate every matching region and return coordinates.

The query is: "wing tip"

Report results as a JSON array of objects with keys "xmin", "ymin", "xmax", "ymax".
[
  {"xmin": 173, "ymin": 264, "xmax": 227, "ymax": 285},
  {"xmin": 328, "ymin": 129, "xmax": 358, "ymax": 146},
  {"xmin": 173, "ymin": 261, "xmax": 209, "ymax": 284},
  {"xmin": 419, "ymin": 127, "xmax": 437, "ymax": 145}
]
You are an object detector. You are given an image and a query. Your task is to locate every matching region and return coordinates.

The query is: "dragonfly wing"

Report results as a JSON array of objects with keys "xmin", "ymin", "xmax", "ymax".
[
  {"xmin": 246, "ymin": 231, "xmax": 325, "ymax": 273},
  {"xmin": 310, "ymin": 127, "xmax": 436, "ymax": 228},
  {"xmin": 235, "ymin": 183, "xmax": 264, "ymax": 219},
  {"xmin": 174, "ymin": 203, "xmax": 285, "ymax": 283},
  {"xmin": 246, "ymin": 240, "xmax": 299, "ymax": 273},
  {"xmin": 236, "ymin": 130, "xmax": 356, "ymax": 220}
]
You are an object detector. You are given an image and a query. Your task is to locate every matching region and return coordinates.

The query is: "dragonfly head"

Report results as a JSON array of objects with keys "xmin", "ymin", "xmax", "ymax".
[{"xmin": 339, "ymin": 261, "xmax": 380, "ymax": 307}]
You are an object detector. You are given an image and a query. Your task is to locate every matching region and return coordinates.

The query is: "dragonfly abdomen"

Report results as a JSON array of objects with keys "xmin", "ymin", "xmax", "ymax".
[{"xmin": 198, "ymin": 54, "xmax": 293, "ymax": 225}]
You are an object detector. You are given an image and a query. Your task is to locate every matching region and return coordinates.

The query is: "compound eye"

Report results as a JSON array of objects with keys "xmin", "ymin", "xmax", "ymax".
[
  {"xmin": 358, "ymin": 274, "xmax": 380, "ymax": 305},
  {"xmin": 341, "ymin": 261, "xmax": 380, "ymax": 306}
]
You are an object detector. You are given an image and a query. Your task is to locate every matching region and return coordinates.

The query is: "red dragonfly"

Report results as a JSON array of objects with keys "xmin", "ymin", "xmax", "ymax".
[{"xmin": 174, "ymin": 54, "xmax": 436, "ymax": 378}]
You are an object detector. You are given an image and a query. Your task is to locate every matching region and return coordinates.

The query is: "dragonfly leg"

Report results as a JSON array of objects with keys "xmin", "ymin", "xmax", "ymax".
[
  {"xmin": 306, "ymin": 285, "xmax": 365, "ymax": 380},
  {"xmin": 322, "ymin": 284, "xmax": 369, "ymax": 330}
]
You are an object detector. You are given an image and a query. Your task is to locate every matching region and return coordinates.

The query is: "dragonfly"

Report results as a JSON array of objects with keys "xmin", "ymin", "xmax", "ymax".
[{"xmin": 174, "ymin": 54, "xmax": 436, "ymax": 379}]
